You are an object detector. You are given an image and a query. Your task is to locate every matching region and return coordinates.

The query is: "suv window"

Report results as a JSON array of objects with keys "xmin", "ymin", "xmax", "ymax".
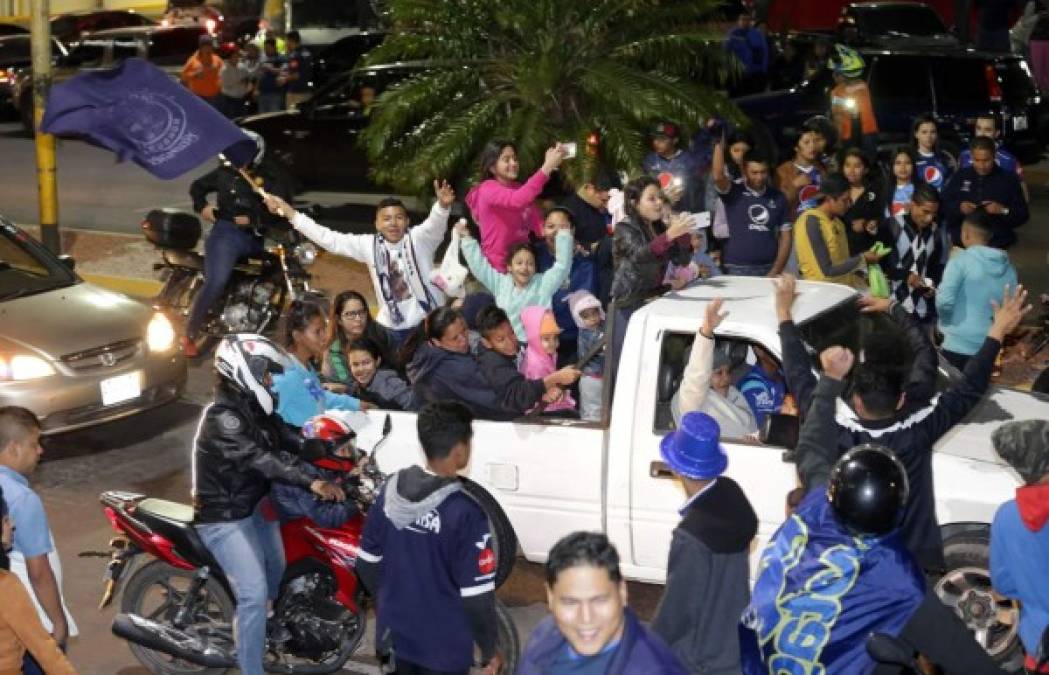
[
  {"xmin": 854, "ymin": 5, "xmax": 947, "ymax": 37},
  {"xmin": 997, "ymin": 60, "xmax": 1038, "ymax": 102},
  {"xmin": 931, "ymin": 58, "xmax": 989, "ymax": 106},
  {"xmin": 147, "ymin": 29, "xmax": 201, "ymax": 65},
  {"xmin": 867, "ymin": 55, "xmax": 931, "ymax": 104}
]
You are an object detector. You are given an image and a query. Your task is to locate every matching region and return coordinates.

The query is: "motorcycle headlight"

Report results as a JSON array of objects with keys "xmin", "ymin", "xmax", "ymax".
[
  {"xmin": 294, "ymin": 242, "xmax": 318, "ymax": 267},
  {"xmin": 0, "ymin": 354, "xmax": 55, "ymax": 381},
  {"xmin": 146, "ymin": 312, "xmax": 176, "ymax": 353}
]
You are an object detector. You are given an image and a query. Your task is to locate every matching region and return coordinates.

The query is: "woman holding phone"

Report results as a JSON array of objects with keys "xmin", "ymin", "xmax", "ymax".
[{"xmin": 465, "ymin": 140, "xmax": 568, "ymax": 272}]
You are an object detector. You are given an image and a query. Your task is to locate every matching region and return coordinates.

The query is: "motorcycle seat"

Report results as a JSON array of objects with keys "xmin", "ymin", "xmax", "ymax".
[
  {"xmin": 135, "ymin": 499, "xmax": 218, "ymax": 570},
  {"xmin": 162, "ymin": 249, "xmax": 204, "ymax": 271}
]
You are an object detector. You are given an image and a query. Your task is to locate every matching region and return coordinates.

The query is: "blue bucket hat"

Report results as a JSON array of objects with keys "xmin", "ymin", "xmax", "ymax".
[{"xmin": 660, "ymin": 412, "xmax": 728, "ymax": 480}]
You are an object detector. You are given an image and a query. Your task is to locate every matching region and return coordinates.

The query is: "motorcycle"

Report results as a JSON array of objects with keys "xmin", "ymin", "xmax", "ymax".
[
  {"xmin": 95, "ymin": 414, "xmax": 520, "ymax": 674},
  {"xmin": 142, "ymin": 208, "xmax": 325, "ymax": 356}
]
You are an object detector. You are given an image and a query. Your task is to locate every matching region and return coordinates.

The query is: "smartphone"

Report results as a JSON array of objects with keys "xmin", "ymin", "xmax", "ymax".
[{"xmin": 562, "ymin": 142, "xmax": 578, "ymax": 159}]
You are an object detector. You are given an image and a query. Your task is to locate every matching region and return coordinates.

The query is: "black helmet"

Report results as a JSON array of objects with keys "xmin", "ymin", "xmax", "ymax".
[{"xmin": 827, "ymin": 444, "xmax": 908, "ymax": 536}]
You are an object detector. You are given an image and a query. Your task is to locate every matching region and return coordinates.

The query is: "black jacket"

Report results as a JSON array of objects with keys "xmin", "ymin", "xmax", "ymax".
[
  {"xmin": 650, "ymin": 477, "xmax": 757, "ymax": 674},
  {"xmin": 476, "ymin": 346, "xmax": 545, "ymax": 416},
  {"xmin": 941, "ymin": 165, "xmax": 1028, "ymax": 249},
  {"xmin": 406, "ymin": 342, "xmax": 511, "ymax": 420},
  {"xmin": 785, "ymin": 321, "xmax": 1001, "ymax": 571},
  {"xmin": 189, "ymin": 157, "xmax": 295, "ymax": 231},
  {"xmin": 193, "ymin": 381, "xmax": 316, "ymax": 523},
  {"xmin": 794, "ymin": 378, "xmax": 1007, "ymax": 675},
  {"xmin": 610, "ymin": 215, "xmax": 691, "ymax": 304}
]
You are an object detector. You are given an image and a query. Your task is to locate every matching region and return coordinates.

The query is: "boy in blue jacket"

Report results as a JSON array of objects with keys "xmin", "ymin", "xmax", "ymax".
[
  {"xmin": 936, "ymin": 212, "xmax": 1018, "ymax": 370},
  {"xmin": 991, "ymin": 420, "xmax": 1049, "ymax": 674}
]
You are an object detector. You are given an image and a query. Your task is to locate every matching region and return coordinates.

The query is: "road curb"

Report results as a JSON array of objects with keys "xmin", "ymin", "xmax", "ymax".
[{"xmin": 80, "ymin": 273, "xmax": 163, "ymax": 299}]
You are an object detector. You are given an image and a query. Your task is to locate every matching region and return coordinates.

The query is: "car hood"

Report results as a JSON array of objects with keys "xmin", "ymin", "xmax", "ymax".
[
  {"xmin": 0, "ymin": 282, "xmax": 150, "ymax": 359},
  {"xmin": 935, "ymin": 386, "xmax": 1049, "ymax": 466}
]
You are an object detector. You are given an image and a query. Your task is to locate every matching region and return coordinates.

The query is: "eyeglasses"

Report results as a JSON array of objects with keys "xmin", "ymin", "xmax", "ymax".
[{"xmin": 341, "ymin": 310, "xmax": 368, "ymax": 320}]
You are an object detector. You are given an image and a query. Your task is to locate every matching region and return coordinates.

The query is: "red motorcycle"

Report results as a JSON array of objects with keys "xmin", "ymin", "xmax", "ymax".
[{"xmin": 95, "ymin": 414, "xmax": 519, "ymax": 674}]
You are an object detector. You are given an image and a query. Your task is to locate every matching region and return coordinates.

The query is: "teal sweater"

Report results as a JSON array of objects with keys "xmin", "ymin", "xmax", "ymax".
[
  {"xmin": 461, "ymin": 229, "xmax": 573, "ymax": 341},
  {"xmin": 272, "ymin": 354, "xmax": 361, "ymax": 427},
  {"xmin": 936, "ymin": 245, "xmax": 1017, "ymax": 356}
]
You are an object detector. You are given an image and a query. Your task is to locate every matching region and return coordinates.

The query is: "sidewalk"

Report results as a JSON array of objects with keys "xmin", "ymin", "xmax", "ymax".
[{"xmin": 18, "ymin": 223, "xmax": 376, "ymax": 306}]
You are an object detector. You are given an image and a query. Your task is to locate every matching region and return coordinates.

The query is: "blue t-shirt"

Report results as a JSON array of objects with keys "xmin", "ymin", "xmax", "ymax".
[
  {"xmin": 794, "ymin": 165, "xmax": 823, "ymax": 217},
  {"xmin": 915, "ymin": 149, "xmax": 953, "ymax": 191},
  {"xmin": 0, "ymin": 466, "xmax": 53, "ymax": 560},
  {"xmin": 890, "ymin": 182, "xmax": 915, "ymax": 218},
  {"xmin": 286, "ymin": 47, "xmax": 313, "ymax": 93},
  {"xmin": 359, "ymin": 478, "xmax": 494, "ymax": 671},
  {"xmin": 643, "ymin": 149, "xmax": 706, "ymax": 214},
  {"xmin": 257, "ymin": 53, "xmax": 286, "ymax": 93},
  {"xmin": 737, "ymin": 364, "xmax": 786, "ymax": 428},
  {"xmin": 718, "ymin": 182, "xmax": 791, "ymax": 266},
  {"xmin": 549, "ymin": 639, "xmax": 621, "ymax": 674}
]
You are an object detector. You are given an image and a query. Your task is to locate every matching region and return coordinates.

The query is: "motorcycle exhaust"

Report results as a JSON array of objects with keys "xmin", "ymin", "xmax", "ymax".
[{"xmin": 112, "ymin": 613, "xmax": 235, "ymax": 669}]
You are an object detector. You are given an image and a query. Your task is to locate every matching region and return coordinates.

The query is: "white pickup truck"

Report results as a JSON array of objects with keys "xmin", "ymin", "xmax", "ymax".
[{"xmin": 353, "ymin": 276, "xmax": 1043, "ymax": 667}]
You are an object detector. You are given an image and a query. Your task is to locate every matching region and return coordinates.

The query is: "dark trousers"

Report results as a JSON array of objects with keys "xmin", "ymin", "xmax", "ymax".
[
  {"xmin": 186, "ymin": 220, "xmax": 264, "ymax": 338},
  {"xmin": 942, "ymin": 349, "xmax": 971, "ymax": 371},
  {"xmin": 395, "ymin": 658, "xmax": 468, "ymax": 675},
  {"xmin": 23, "ymin": 653, "xmax": 43, "ymax": 675}
]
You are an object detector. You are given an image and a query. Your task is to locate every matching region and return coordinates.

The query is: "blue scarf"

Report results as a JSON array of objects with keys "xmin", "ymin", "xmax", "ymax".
[{"xmin": 740, "ymin": 489, "xmax": 924, "ymax": 675}]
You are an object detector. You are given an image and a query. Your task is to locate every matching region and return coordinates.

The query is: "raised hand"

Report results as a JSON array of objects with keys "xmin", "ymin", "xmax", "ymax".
[
  {"xmin": 773, "ymin": 273, "xmax": 797, "ymax": 322},
  {"xmin": 990, "ymin": 284, "xmax": 1031, "ymax": 341},
  {"xmin": 820, "ymin": 346, "xmax": 855, "ymax": 381},
  {"xmin": 700, "ymin": 298, "xmax": 727, "ymax": 339},
  {"xmin": 434, "ymin": 179, "xmax": 455, "ymax": 208}
]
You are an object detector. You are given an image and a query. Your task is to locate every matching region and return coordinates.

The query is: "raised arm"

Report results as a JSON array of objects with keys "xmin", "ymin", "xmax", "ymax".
[
  {"xmin": 774, "ymin": 274, "xmax": 819, "ymax": 414},
  {"xmin": 711, "ymin": 131, "xmax": 732, "ymax": 194},
  {"xmin": 796, "ymin": 348, "xmax": 853, "ymax": 491},
  {"xmin": 675, "ymin": 299, "xmax": 727, "ymax": 421},
  {"xmin": 535, "ymin": 230, "xmax": 574, "ymax": 299},
  {"xmin": 458, "ymin": 222, "xmax": 507, "ymax": 295},
  {"xmin": 410, "ymin": 179, "xmax": 455, "ymax": 249}
]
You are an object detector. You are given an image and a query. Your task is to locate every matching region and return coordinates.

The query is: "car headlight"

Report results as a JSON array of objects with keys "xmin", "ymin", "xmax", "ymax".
[
  {"xmin": 147, "ymin": 312, "xmax": 176, "ymax": 353},
  {"xmin": 294, "ymin": 242, "xmax": 318, "ymax": 267},
  {"xmin": 0, "ymin": 354, "xmax": 56, "ymax": 381}
]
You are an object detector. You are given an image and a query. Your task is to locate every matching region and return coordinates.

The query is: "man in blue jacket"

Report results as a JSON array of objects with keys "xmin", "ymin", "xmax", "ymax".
[
  {"xmin": 518, "ymin": 531, "xmax": 687, "ymax": 674},
  {"xmin": 724, "ymin": 9, "xmax": 769, "ymax": 96},
  {"xmin": 942, "ymin": 136, "xmax": 1028, "ymax": 249}
]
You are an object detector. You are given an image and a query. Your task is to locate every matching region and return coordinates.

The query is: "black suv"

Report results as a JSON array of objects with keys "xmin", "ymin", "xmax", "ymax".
[
  {"xmin": 736, "ymin": 46, "xmax": 1046, "ymax": 164},
  {"xmin": 837, "ymin": 1, "xmax": 959, "ymax": 49}
]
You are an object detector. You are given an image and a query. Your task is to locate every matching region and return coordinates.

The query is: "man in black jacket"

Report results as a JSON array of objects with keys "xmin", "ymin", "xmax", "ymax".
[
  {"xmin": 193, "ymin": 334, "xmax": 343, "ymax": 675},
  {"xmin": 774, "ymin": 272, "xmax": 1029, "ymax": 573},
  {"xmin": 474, "ymin": 306, "xmax": 579, "ymax": 416},
  {"xmin": 766, "ymin": 346, "xmax": 1006, "ymax": 674},
  {"xmin": 942, "ymin": 136, "xmax": 1028, "ymax": 249},
  {"xmin": 650, "ymin": 410, "xmax": 757, "ymax": 673},
  {"xmin": 183, "ymin": 131, "xmax": 296, "ymax": 356}
]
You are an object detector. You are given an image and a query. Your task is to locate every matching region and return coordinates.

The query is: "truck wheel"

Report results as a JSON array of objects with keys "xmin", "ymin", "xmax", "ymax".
[
  {"xmin": 1031, "ymin": 366, "xmax": 1049, "ymax": 394},
  {"xmin": 494, "ymin": 599, "xmax": 520, "ymax": 673},
  {"xmin": 460, "ymin": 477, "xmax": 518, "ymax": 589},
  {"xmin": 933, "ymin": 532, "xmax": 1023, "ymax": 672}
]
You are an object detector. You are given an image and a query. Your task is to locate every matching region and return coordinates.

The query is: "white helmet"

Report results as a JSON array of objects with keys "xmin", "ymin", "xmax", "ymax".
[{"xmin": 214, "ymin": 334, "xmax": 289, "ymax": 415}]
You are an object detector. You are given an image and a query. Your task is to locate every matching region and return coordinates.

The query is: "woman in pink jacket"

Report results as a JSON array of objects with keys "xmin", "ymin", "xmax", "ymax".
[{"xmin": 465, "ymin": 140, "xmax": 567, "ymax": 271}]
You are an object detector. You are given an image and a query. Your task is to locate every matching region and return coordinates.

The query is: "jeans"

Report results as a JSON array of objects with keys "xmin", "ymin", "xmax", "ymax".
[
  {"xmin": 186, "ymin": 220, "xmax": 264, "ymax": 338},
  {"xmin": 723, "ymin": 262, "xmax": 773, "ymax": 277},
  {"xmin": 257, "ymin": 91, "xmax": 286, "ymax": 113},
  {"xmin": 579, "ymin": 375, "xmax": 603, "ymax": 422},
  {"xmin": 196, "ymin": 503, "xmax": 285, "ymax": 675}
]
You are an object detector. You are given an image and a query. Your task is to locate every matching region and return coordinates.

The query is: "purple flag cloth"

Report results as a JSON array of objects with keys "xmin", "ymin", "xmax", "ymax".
[{"xmin": 41, "ymin": 58, "xmax": 253, "ymax": 179}]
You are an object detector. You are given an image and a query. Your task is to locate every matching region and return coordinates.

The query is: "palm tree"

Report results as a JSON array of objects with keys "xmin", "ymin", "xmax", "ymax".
[{"xmin": 359, "ymin": 0, "xmax": 741, "ymax": 194}]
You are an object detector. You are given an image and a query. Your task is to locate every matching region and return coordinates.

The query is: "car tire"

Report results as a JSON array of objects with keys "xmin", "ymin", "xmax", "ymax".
[
  {"xmin": 494, "ymin": 599, "xmax": 520, "ymax": 673},
  {"xmin": 460, "ymin": 477, "xmax": 518, "ymax": 589},
  {"xmin": 933, "ymin": 532, "xmax": 1023, "ymax": 673},
  {"xmin": 1031, "ymin": 366, "xmax": 1049, "ymax": 394}
]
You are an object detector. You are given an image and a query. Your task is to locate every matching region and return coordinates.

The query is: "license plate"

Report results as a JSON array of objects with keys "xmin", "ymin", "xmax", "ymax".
[
  {"xmin": 1014, "ymin": 115, "xmax": 1028, "ymax": 131},
  {"xmin": 100, "ymin": 372, "xmax": 141, "ymax": 406}
]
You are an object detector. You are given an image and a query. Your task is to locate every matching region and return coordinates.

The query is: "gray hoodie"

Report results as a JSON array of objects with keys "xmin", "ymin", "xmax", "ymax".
[{"xmin": 383, "ymin": 465, "xmax": 462, "ymax": 529}]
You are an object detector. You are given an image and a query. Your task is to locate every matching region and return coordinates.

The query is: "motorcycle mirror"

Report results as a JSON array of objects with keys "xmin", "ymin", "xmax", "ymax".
[
  {"xmin": 382, "ymin": 414, "xmax": 392, "ymax": 438},
  {"xmin": 865, "ymin": 632, "xmax": 918, "ymax": 668}
]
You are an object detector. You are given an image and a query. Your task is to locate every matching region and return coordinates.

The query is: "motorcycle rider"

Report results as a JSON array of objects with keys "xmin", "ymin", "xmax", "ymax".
[
  {"xmin": 183, "ymin": 131, "xmax": 296, "ymax": 357},
  {"xmin": 740, "ymin": 345, "xmax": 1004, "ymax": 674},
  {"xmin": 192, "ymin": 334, "xmax": 345, "ymax": 675}
]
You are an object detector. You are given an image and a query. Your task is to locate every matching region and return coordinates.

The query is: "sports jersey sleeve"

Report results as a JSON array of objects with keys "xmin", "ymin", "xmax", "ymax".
[
  {"xmin": 454, "ymin": 503, "xmax": 496, "ymax": 598},
  {"xmin": 356, "ymin": 491, "xmax": 387, "ymax": 594}
]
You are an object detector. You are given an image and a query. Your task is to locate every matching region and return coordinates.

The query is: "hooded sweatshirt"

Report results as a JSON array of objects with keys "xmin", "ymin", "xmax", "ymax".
[
  {"xmin": 357, "ymin": 466, "xmax": 497, "ymax": 671},
  {"xmin": 991, "ymin": 483, "xmax": 1049, "ymax": 655},
  {"xmin": 406, "ymin": 342, "xmax": 510, "ymax": 420},
  {"xmin": 936, "ymin": 245, "xmax": 1017, "ymax": 356},
  {"xmin": 651, "ymin": 477, "xmax": 757, "ymax": 674},
  {"xmin": 465, "ymin": 170, "xmax": 548, "ymax": 272},
  {"xmin": 520, "ymin": 306, "xmax": 575, "ymax": 413}
]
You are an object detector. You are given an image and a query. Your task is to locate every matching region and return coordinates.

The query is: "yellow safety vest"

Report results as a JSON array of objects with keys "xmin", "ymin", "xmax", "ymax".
[{"xmin": 793, "ymin": 207, "xmax": 858, "ymax": 287}]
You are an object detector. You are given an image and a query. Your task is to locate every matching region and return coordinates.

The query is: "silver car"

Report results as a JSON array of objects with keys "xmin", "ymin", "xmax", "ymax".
[{"xmin": 0, "ymin": 217, "xmax": 186, "ymax": 434}]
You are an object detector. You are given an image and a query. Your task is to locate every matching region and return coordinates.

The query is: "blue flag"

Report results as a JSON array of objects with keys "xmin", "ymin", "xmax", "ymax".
[
  {"xmin": 41, "ymin": 58, "xmax": 251, "ymax": 179},
  {"xmin": 739, "ymin": 489, "xmax": 925, "ymax": 675}
]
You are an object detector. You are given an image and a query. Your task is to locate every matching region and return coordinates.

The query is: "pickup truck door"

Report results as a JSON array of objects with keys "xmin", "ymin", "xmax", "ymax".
[{"xmin": 626, "ymin": 330, "xmax": 798, "ymax": 583}]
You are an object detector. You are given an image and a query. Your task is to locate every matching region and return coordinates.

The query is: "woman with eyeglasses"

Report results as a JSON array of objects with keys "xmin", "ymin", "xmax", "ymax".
[{"xmin": 323, "ymin": 291, "xmax": 402, "ymax": 390}]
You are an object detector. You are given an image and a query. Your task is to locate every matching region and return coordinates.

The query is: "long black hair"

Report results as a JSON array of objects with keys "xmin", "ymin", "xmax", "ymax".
[
  {"xmin": 281, "ymin": 299, "xmax": 326, "ymax": 370},
  {"xmin": 478, "ymin": 139, "xmax": 516, "ymax": 180},
  {"xmin": 622, "ymin": 175, "xmax": 663, "ymax": 231},
  {"xmin": 399, "ymin": 306, "xmax": 465, "ymax": 365}
]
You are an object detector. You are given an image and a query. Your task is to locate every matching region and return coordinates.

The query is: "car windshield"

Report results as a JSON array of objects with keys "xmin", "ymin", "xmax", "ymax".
[
  {"xmin": 796, "ymin": 297, "xmax": 959, "ymax": 394},
  {"xmin": 856, "ymin": 6, "xmax": 948, "ymax": 37},
  {"xmin": 0, "ymin": 223, "xmax": 78, "ymax": 301}
]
